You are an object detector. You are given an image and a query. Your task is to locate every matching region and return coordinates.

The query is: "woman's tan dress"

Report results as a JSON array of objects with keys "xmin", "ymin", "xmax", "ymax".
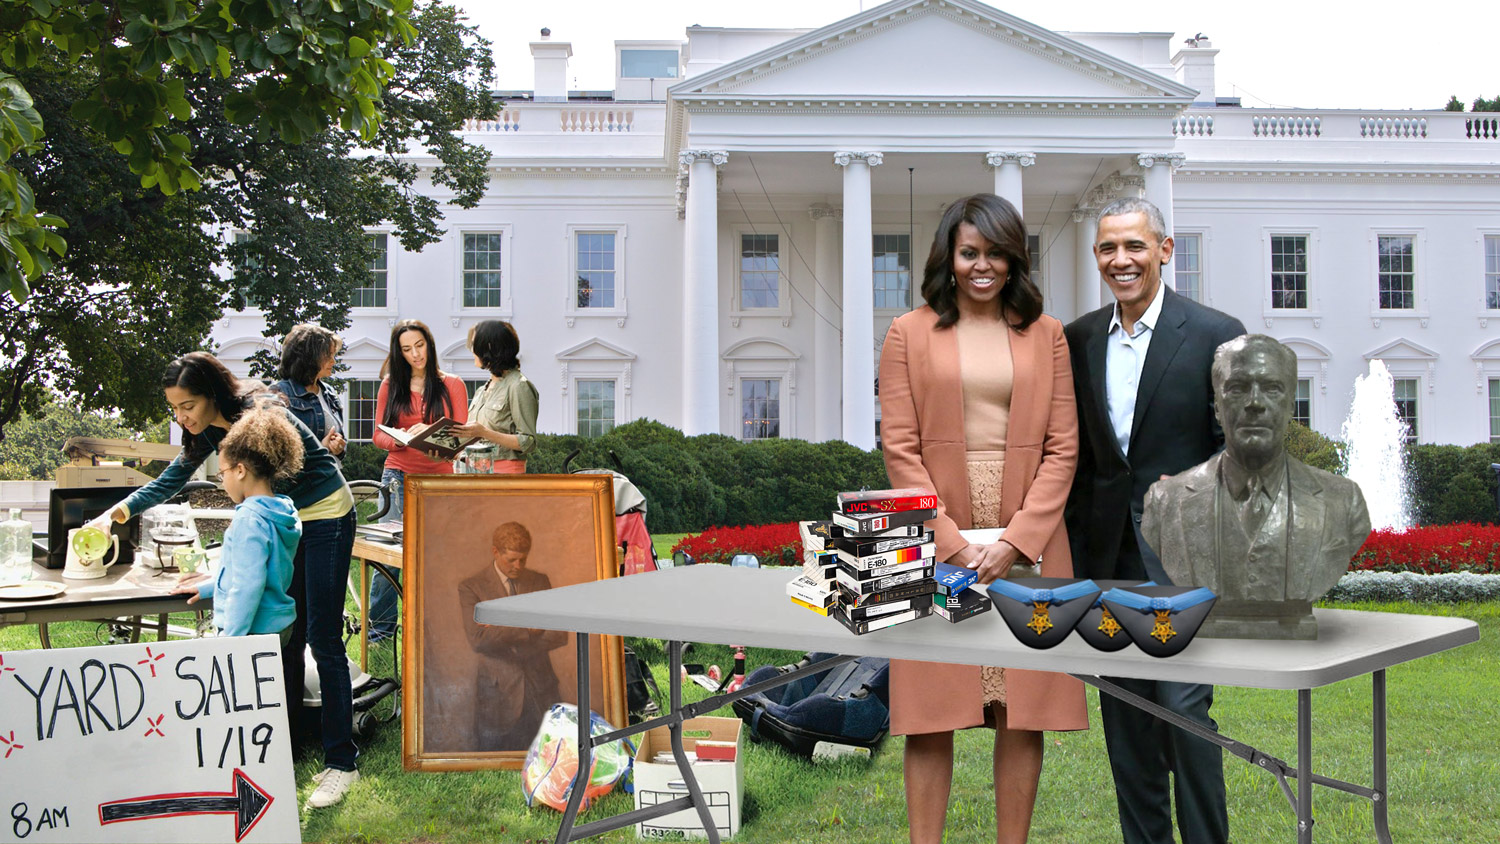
[{"xmin": 955, "ymin": 315, "xmax": 1013, "ymax": 707}]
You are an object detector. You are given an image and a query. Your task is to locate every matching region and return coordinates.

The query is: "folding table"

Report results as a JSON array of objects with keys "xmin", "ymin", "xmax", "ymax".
[{"xmin": 475, "ymin": 565, "xmax": 1479, "ymax": 844}]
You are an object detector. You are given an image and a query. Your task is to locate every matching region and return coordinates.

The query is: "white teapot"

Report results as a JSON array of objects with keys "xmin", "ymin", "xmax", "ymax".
[{"xmin": 63, "ymin": 526, "xmax": 120, "ymax": 580}]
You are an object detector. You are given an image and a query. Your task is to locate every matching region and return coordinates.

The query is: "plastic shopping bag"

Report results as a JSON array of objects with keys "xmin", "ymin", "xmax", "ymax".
[{"xmin": 521, "ymin": 703, "xmax": 635, "ymax": 812}]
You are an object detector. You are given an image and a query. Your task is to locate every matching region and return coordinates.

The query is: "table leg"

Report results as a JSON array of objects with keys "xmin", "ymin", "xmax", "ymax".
[
  {"xmin": 667, "ymin": 640, "xmax": 721, "ymax": 844},
  {"xmin": 555, "ymin": 632, "xmax": 592, "ymax": 844},
  {"xmin": 1372, "ymin": 670, "xmax": 1391, "ymax": 844},
  {"xmin": 359, "ymin": 559, "xmax": 370, "ymax": 674},
  {"xmin": 156, "ymin": 614, "xmax": 168, "ymax": 642},
  {"xmin": 1297, "ymin": 689, "xmax": 1313, "ymax": 844}
]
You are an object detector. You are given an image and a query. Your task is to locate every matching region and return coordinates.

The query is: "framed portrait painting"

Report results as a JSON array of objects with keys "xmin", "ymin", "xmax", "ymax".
[{"xmin": 401, "ymin": 473, "xmax": 626, "ymax": 771}]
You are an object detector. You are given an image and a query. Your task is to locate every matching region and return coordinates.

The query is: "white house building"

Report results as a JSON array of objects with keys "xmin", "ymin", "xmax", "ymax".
[{"xmin": 211, "ymin": 0, "xmax": 1500, "ymax": 450}]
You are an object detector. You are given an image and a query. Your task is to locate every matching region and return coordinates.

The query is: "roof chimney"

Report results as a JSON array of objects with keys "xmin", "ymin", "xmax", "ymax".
[
  {"xmin": 531, "ymin": 31, "xmax": 571, "ymax": 102},
  {"xmin": 1172, "ymin": 37, "xmax": 1218, "ymax": 106}
]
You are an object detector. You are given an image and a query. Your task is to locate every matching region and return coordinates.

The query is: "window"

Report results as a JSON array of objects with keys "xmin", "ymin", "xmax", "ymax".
[
  {"xmin": 1174, "ymin": 232, "xmax": 1202, "ymax": 303},
  {"xmin": 873, "ymin": 234, "xmax": 911, "ymax": 310},
  {"xmin": 462, "ymin": 379, "xmax": 488, "ymax": 402},
  {"xmin": 1392, "ymin": 377, "xmax": 1418, "ymax": 443},
  {"xmin": 1377, "ymin": 235, "xmax": 1415, "ymax": 310},
  {"xmin": 463, "ymin": 233, "xmax": 505, "ymax": 308},
  {"xmin": 740, "ymin": 234, "xmax": 779, "ymax": 309},
  {"xmin": 577, "ymin": 379, "xmax": 617, "ymax": 438},
  {"xmin": 1271, "ymin": 235, "xmax": 1308, "ymax": 309},
  {"xmin": 620, "ymin": 49, "xmax": 678, "ymax": 78},
  {"xmin": 345, "ymin": 380, "xmax": 382, "ymax": 442},
  {"xmin": 575, "ymin": 232, "xmax": 616, "ymax": 309},
  {"xmin": 1491, "ymin": 379, "xmax": 1500, "ymax": 444},
  {"xmin": 353, "ymin": 233, "xmax": 388, "ymax": 308},
  {"xmin": 1293, "ymin": 379, "xmax": 1312, "ymax": 428},
  {"xmin": 1486, "ymin": 235, "xmax": 1500, "ymax": 310},
  {"xmin": 1027, "ymin": 233, "xmax": 1044, "ymax": 286},
  {"xmin": 740, "ymin": 378, "xmax": 780, "ymax": 440}
]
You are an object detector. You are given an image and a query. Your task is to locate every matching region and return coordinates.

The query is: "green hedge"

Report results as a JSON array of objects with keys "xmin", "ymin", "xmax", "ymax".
[
  {"xmin": 525, "ymin": 419, "xmax": 889, "ymax": 534},
  {"xmin": 1409, "ymin": 442, "xmax": 1500, "ymax": 526},
  {"xmin": 341, "ymin": 442, "xmax": 388, "ymax": 482}
]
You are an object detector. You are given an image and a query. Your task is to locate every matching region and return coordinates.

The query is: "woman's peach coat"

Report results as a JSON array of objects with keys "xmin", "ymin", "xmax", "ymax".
[{"xmin": 878, "ymin": 305, "xmax": 1087, "ymax": 734}]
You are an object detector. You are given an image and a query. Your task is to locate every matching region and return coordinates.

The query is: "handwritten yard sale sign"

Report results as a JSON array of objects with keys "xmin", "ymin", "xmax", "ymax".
[{"xmin": 0, "ymin": 635, "xmax": 298, "ymax": 843}]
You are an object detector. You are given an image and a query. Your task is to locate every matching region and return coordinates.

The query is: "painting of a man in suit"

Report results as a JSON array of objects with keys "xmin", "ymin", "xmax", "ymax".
[
  {"xmin": 1142, "ymin": 334, "xmax": 1371, "ymax": 639},
  {"xmin": 458, "ymin": 521, "xmax": 569, "ymax": 751}
]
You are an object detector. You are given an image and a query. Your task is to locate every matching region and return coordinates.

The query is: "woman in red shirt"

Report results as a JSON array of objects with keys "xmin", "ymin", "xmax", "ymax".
[{"xmin": 368, "ymin": 319, "xmax": 468, "ymax": 639}]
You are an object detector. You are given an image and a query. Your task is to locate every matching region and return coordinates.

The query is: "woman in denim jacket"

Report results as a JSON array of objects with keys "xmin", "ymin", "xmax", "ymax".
[{"xmin": 273, "ymin": 324, "xmax": 347, "ymax": 461}]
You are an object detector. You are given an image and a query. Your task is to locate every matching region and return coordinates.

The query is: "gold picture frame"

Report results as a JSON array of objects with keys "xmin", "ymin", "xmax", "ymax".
[{"xmin": 401, "ymin": 473, "xmax": 626, "ymax": 771}]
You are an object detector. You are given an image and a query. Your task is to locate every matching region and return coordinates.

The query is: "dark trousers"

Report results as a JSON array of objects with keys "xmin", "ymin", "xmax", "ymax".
[
  {"xmin": 286, "ymin": 509, "xmax": 359, "ymax": 772},
  {"xmin": 1102, "ymin": 525, "xmax": 1227, "ymax": 844}
]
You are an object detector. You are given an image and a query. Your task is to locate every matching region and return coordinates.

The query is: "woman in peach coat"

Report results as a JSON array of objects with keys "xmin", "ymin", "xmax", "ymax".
[{"xmin": 878, "ymin": 194, "xmax": 1086, "ymax": 844}]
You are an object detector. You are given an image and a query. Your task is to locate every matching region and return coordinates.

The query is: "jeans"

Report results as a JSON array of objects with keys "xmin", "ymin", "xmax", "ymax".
[
  {"xmin": 288, "ymin": 508, "xmax": 359, "ymax": 772},
  {"xmin": 369, "ymin": 467, "xmax": 404, "ymax": 640}
]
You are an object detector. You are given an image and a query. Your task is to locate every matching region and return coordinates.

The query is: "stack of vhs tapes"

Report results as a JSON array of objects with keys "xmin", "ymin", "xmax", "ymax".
[
  {"xmin": 827, "ymin": 489, "xmax": 939, "ymax": 634},
  {"xmin": 932, "ymin": 561, "xmax": 994, "ymax": 623}
]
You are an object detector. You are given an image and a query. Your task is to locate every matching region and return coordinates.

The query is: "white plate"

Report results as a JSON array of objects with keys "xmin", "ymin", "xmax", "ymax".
[{"xmin": 0, "ymin": 581, "xmax": 66, "ymax": 601}]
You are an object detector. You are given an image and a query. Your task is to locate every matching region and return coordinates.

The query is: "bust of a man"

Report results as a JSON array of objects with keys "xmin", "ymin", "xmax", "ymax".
[{"xmin": 1141, "ymin": 335, "xmax": 1371, "ymax": 639}]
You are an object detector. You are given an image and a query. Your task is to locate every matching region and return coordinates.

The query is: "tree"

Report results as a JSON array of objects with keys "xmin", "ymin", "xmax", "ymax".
[
  {"xmin": 1474, "ymin": 95, "xmax": 1500, "ymax": 112},
  {"xmin": 1445, "ymin": 95, "xmax": 1465, "ymax": 111},
  {"xmin": 0, "ymin": 394, "xmax": 167, "ymax": 480},
  {"xmin": 0, "ymin": 1, "xmax": 494, "ymax": 438},
  {"xmin": 0, "ymin": 0, "xmax": 421, "ymax": 301}
]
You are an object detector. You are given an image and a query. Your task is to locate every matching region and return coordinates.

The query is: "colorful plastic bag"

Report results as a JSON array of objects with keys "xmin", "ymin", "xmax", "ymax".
[{"xmin": 521, "ymin": 703, "xmax": 635, "ymax": 812}]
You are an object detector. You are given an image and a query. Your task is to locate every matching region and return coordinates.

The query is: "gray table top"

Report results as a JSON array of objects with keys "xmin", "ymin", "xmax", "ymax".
[
  {"xmin": 475, "ymin": 565, "xmax": 1480, "ymax": 690},
  {"xmin": 0, "ymin": 561, "xmax": 203, "ymax": 626}
]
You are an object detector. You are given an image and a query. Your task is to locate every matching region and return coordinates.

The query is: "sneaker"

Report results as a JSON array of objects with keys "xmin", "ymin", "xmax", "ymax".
[{"xmin": 306, "ymin": 768, "xmax": 359, "ymax": 809}]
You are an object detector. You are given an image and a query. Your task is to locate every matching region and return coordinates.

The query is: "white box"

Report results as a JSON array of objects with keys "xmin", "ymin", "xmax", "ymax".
[{"xmin": 633, "ymin": 716, "xmax": 744, "ymax": 839}]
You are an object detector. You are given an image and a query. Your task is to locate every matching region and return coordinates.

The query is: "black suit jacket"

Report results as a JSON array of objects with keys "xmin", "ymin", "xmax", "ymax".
[{"xmin": 1064, "ymin": 287, "xmax": 1246, "ymax": 580}]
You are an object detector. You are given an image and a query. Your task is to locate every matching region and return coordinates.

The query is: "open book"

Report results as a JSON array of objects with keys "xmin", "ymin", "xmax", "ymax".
[{"xmin": 377, "ymin": 417, "xmax": 481, "ymax": 460}]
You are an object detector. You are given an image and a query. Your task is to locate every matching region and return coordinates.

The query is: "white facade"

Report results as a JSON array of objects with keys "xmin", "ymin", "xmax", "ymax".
[{"xmin": 212, "ymin": 0, "xmax": 1500, "ymax": 448}]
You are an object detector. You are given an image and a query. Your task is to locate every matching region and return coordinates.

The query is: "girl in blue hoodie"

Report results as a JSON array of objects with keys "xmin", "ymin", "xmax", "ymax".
[{"xmin": 174, "ymin": 406, "xmax": 303, "ymax": 640}]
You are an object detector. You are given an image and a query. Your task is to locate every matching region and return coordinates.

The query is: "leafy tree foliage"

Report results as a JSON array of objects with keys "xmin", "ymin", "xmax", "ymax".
[
  {"xmin": 0, "ymin": 0, "xmax": 422, "ymax": 301},
  {"xmin": 1473, "ymin": 95, "xmax": 1500, "ymax": 112},
  {"xmin": 0, "ymin": 394, "xmax": 167, "ymax": 480},
  {"xmin": 1444, "ymin": 95, "xmax": 1465, "ymax": 111},
  {"xmin": 0, "ymin": 1, "xmax": 494, "ymax": 438}
]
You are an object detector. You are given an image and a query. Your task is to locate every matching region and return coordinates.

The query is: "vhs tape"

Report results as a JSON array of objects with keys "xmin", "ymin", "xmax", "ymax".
[
  {"xmin": 831, "ymin": 602, "xmax": 932, "ymax": 635},
  {"xmin": 836, "ymin": 488, "xmax": 939, "ymax": 515},
  {"xmin": 829, "ymin": 529, "xmax": 933, "ymax": 557},
  {"xmin": 835, "ymin": 553, "xmax": 934, "ymax": 583},
  {"xmin": 835, "ymin": 565, "xmax": 935, "ymax": 595},
  {"xmin": 836, "ymin": 541, "xmax": 936, "ymax": 572},
  {"xmin": 843, "ymin": 595, "xmax": 926, "ymax": 622},
  {"xmin": 831, "ymin": 507, "xmax": 936, "ymax": 535},
  {"xmin": 836, "ymin": 578, "xmax": 938, "ymax": 609}
]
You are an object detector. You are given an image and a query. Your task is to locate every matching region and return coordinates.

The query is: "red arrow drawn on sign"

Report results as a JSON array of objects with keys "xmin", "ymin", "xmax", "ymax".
[{"xmin": 97, "ymin": 768, "xmax": 273, "ymax": 842}]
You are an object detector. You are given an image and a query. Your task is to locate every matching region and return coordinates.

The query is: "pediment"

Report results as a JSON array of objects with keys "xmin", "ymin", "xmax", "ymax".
[
  {"xmin": 1279, "ymin": 337, "xmax": 1332, "ymax": 362},
  {"xmin": 1364, "ymin": 338, "xmax": 1438, "ymax": 361},
  {"xmin": 343, "ymin": 337, "xmax": 389, "ymax": 362},
  {"xmin": 215, "ymin": 335, "xmax": 277, "ymax": 360},
  {"xmin": 557, "ymin": 337, "xmax": 637, "ymax": 361},
  {"xmin": 1471, "ymin": 339, "xmax": 1500, "ymax": 360},
  {"xmin": 673, "ymin": 0, "xmax": 1194, "ymax": 102},
  {"xmin": 724, "ymin": 337, "xmax": 799, "ymax": 360}
]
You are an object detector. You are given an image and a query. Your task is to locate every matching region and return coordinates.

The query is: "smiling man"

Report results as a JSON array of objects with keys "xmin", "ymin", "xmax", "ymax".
[
  {"xmin": 1064, "ymin": 197, "xmax": 1245, "ymax": 844},
  {"xmin": 1141, "ymin": 335, "xmax": 1371, "ymax": 639}
]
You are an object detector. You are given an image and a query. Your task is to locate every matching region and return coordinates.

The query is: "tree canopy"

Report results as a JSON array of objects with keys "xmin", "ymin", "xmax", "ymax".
[
  {"xmin": 0, "ymin": 0, "xmax": 495, "ymax": 438},
  {"xmin": 1443, "ymin": 94, "xmax": 1500, "ymax": 112}
]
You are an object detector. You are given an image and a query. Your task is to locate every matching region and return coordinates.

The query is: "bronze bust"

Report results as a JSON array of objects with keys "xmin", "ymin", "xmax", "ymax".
[{"xmin": 1140, "ymin": 335, "xmax": 1371, "ymax": 639}]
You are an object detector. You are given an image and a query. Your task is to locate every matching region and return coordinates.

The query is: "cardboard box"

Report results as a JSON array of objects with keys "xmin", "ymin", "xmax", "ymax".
[{"xmin": 634, "ymin": 716, "xmax": 744, "ymax": 839}]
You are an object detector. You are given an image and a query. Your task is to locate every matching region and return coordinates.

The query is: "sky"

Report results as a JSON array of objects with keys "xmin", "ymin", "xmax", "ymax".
[{"xmin": 453, "ymin": 0, "xmax": 1494, "ymax": 111}]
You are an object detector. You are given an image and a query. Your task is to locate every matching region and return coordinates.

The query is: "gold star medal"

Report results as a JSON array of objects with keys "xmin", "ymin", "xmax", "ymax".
[
  {"xmin": 1027, "ymin": 601, "xmax": 1054, "ymax": 635},
  {"xmin": 1150, "ymin": 608, "xmax": 1177, "ymax": 644},
  {"xmin": 1097, "ymin": 607, "xmax": 1123, "ymax": 638}
]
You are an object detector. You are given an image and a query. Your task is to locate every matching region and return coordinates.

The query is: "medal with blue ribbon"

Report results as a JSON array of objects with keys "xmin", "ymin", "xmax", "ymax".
[
  {"xmin": 988, "ymin": 579, "xmax": 1101, "ymax": 637},
  {"xmin": 1100, "ymin": 588, "xmax": 1218, "ymax": 644},
  {"xmin": 1092, "ymin": 582, "xmax": 1153, "ymax": 639}
]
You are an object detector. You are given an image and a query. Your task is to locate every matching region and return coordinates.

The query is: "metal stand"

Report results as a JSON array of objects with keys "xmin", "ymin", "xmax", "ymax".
[
  {"xmin": 553, "ymin": 639, "xmax": 856, "ymax": 843},
  {"xmin": 1074, "ymin": 669, "xmax": 1392, "ymax": 843}
]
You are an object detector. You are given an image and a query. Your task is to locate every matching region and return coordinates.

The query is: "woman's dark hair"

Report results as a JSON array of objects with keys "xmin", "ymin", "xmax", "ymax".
[
  {"xmin": 162, "ymin": 352, "xmax": 250, "ymax": 459},
  {"xmin": 219, "ymin": 403, "xmax": 305, "ymax": 483},
  {"xmin": 381, "ymin": 319, "xmax": 452, "ymax": 425},
  {"xmin": 467, "ymin": 320, "xmax": 520, "ymax": 377},
  {"xmin": 278, "ymin": 324, "xmax": 341, "ymax": 387},
  {"xmin": 920, "ymin": 193, "xmax": 1043, "ymax": 331}
]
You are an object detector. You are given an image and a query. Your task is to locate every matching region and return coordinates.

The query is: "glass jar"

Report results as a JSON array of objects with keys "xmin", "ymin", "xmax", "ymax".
[{"xmin": 0, "ymin": 508, "xmax": 34, "ymax": 584}]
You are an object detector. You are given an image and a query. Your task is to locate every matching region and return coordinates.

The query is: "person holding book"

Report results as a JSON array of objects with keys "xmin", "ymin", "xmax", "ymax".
[
  {"xmin": 369, "ymin": 319, "xmax": 469, "ymax": 639},
  {"xmin": 171, "ymin": 405, "xmax": 301, "ymax": 644},
  {"xmin": 878, "ymin": 193, "xmax": 1086, "ymax": 844},
  {"xmin": 273, "ymin": 324, "xmax": 348, "ymax": 462},
  {"xmin": 88, "ymin": 352, "xmax": 361, "ymax": 808},
  {"xmin": 450, "ymin": 320, "xmax": 538, "ymax": 474}
]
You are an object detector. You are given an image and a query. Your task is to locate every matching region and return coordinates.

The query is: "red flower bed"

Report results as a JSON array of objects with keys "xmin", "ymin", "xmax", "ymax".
[
  {"xmin": 1350, "ymin": 523, "xmax": 1500, "ymax": 574},
  {"xmin": 671, "ymin": 522, "xmax": 802, "ymax": 567}
]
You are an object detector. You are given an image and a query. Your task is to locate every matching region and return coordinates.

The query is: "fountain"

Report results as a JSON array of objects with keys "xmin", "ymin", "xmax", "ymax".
[{"xmin": 1340, "ymin": 359, "xmax": 1414, "ymax": 531}]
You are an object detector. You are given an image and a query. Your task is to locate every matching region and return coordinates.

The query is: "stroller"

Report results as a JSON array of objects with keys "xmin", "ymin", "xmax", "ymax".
[{"xmin": 564, "ymin": 448, "xmax": 660, "ymax": 576}]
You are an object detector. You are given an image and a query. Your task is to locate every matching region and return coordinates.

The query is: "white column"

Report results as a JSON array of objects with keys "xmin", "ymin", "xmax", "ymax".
[
  {"xmin": 810, "ymin": 203, "xmax": 843, "ymax": 443},
  {"xmin": 680, "ymin": 150, "xmax": 727, "ymax": 436},
  {"xmin": 835, "ymin": 151, "xmax": 881, "ymax": 451},
  {"xmin": 985, "ymin": 151, "xmax": 1035, "ymax": 217},
  {"xmin": 1138, "ymin": 153, "xmax": 1185, "ymax": 291},
  {"xmin": 1073, "ymin": 208, "xmax": 1101, "ymax": 316}
]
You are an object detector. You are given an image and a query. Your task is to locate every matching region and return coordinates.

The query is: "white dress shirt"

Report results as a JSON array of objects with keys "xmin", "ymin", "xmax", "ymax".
[{"xmin": 1105, "ymin": 282, "xmax": 1167, "ymax": 456}]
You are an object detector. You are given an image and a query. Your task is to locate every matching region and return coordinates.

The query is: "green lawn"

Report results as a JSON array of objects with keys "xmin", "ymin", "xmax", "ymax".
[{"xmin": 6, "ymin": 559, "xmax": 1495, "ymax": 843}]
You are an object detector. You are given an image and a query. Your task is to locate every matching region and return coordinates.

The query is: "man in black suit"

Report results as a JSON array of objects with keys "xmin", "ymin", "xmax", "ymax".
[
  {"xmin": 1064, "ymin": 197, "xmax": 1246, "ymax": 844},
  {"xmin": 459, "ymin": 521, "xmax": 569, "ymax": 751}
]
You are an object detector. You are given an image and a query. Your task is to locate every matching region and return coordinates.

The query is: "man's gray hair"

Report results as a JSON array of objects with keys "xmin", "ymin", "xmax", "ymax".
[
  {"xmin": 1211, "ymin": 334, "xmax": 1298, "ymax": 392},
  {"xmin": 1096, "ymin": 197, "xmax": 1168, "ymax": 243}
]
